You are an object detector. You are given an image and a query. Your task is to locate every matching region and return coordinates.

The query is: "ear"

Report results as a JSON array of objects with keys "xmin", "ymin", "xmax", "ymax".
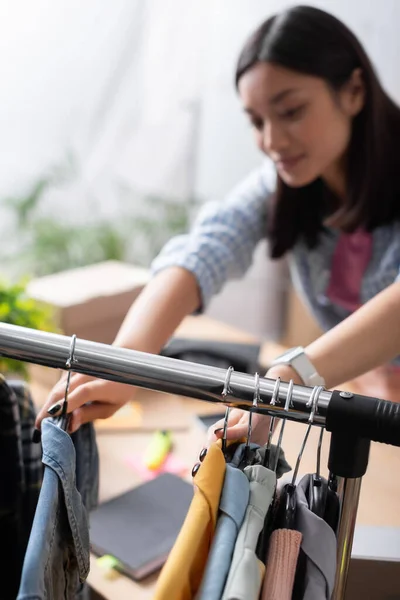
[{"xmin": 341, "ymin": 68, "xmax": 365, "ymax": 116}]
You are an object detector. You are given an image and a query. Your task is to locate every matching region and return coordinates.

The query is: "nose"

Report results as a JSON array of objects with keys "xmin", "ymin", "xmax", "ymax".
[{"xmin": 261, "ymin": 121, "xmax": 289, "ymax": 155}]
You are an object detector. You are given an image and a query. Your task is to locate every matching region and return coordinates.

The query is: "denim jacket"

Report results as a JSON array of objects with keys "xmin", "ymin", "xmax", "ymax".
[{"xmin": 17, "ymin": 419, "xmax": 99, "ymax": 600}]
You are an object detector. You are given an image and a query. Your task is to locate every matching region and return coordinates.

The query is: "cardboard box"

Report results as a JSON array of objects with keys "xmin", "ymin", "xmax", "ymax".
[{"xmin": 27, "ymin": 261, "xmax": 150, "ymax": 390}]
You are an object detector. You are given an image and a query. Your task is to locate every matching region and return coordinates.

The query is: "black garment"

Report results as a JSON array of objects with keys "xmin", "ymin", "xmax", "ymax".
[
  {"xmin": 0, "ymin": 376, "xmax": 42, "ymax": 600},
  {"xmin": 13, "ymin": 380, "xmax": 44, "ymax": 541}
]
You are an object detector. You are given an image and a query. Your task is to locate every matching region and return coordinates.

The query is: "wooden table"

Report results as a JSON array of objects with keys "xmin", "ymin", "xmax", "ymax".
[{"xmin": 31, "ymin": 315, "xmax": 400, "ymax": 599}]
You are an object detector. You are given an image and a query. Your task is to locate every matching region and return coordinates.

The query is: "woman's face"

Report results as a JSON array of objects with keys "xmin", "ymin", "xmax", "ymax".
[{"xmin": 238, "ymin": 62, "xmax": 364, "ymax": 190}]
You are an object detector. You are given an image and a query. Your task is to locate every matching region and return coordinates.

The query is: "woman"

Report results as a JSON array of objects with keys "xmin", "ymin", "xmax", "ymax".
[{"xmin": 36, "ymin": 6, "xmax": 400, "ymax": 446}]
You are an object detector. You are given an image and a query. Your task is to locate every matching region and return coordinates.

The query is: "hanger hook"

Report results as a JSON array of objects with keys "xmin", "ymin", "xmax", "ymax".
[
  {"xmin": 291, "ymin": 385, "xmax": 324, "ymax": 486},
  {"xmin": 263, "ymin": 377, "xmax": 281, "ymax": 468},
  {"xmin": 244, "ymin": 372, "xmax": 260, "ymax": 461},
  {"xmin": 316, "ymin": 427, "xmax": 324, "ymax": 480},
  {"xmin": 58, "ymin": 334, "xmax": 77, "ymax": 429},
  {"xmin": 273, "ymin": 379, "xmax": 293, "ymax": 472},
  {"xmin": 221, "ymin": 366, "xmax": 234, "ymax": 453}
]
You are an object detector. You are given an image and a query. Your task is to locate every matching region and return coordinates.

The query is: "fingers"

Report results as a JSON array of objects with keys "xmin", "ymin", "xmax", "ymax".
[
  {"xmin": 206, "ymin": 417, "xmax": 225, "ymax": 446},
  {"xmin": 35, "ymin": 375, "xmax": 101, "ymax": 429},
  {"xmin": 205, "ymin": 411, "xmax": 273, "ymax": 449},
  {"xmin": 52, "ymin": 372, "xmax": 92, "ymax": 400},
  {"xmin": 221, "ymin": 421, "xmax": 249, "ymax": 441},
  {"xmin": 68, "ymin": 402, "xmax": 119, "ymax": 433},
  {"xmin": 209, "ymin": 420, "xmax": 249, "ymax": 445},
  {"xmin": 61, "ymin": 379, "xmax": 106, "ymax": 413},
  {"xmin": 206, "ymin": 410, "xmax": 249, "ymax": 446},
  {"xmin": 43, "ymin": 372, "xmax": 93, "ymax": 410}
]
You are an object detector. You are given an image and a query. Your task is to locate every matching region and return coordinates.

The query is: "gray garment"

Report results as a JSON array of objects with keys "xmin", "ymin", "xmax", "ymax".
[
  {"xmin": 196, "ymin": 464, "xmax": 250, "ymax": 600},
  {"xmin": 229, "ymin": 443, "xmax": 291, "ymax": 480},
  {"xmin": 229, "ymin": 443, "xmax": 260, "ymax": 468},
  {"xmin": 254, "ymin": 446, "xmax": 291, "ymax": 479},
  {"xmin": 295, "ymin": 475, "xmax": 337, "ymax": 600},
  {"xmin": 222, "ymin": 465, "xmax": 276, "ymax": 600}
]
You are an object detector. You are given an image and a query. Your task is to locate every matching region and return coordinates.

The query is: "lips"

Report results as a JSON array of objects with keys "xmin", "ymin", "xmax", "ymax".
[{"xmin": 276, "ymin": 155, "xmax": 306, "ymax": 170}]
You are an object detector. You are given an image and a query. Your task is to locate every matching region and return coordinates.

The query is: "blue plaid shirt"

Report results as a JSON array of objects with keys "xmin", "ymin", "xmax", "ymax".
[{"xmin": 152, "ymin": 163, "xmax": 400, "ymax": 363}]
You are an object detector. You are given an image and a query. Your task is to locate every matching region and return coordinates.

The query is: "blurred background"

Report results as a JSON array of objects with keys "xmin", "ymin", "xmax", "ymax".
[{"xmin": 2, "ymin": 0, "xmax": 400, "ymax": 349}]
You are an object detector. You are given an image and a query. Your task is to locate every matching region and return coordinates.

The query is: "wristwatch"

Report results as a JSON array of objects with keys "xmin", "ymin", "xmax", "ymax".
[{"xmin": 269, "ymin": 347, "xmax": 325, "ymax": 387}]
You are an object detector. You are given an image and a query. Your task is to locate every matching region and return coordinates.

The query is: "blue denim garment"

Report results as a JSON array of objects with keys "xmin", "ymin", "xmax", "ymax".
[
  {"xmin": 197, "ymin": 464, "xmax": 250, "ymax": 600},
  {"xmin": 17, "ymin": 419, "xmax": 99, "ymax": 600}
]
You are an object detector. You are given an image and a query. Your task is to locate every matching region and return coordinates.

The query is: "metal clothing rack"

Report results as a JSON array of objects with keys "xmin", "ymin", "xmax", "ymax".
[{"xmin": 0, "ymin": 323, "xmax": 400, "ymax": 600}]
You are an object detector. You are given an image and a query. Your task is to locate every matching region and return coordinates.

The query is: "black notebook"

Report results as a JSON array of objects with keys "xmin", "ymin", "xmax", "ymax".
[{"xmin": 90, "ymin": 474, "xmax": 193, "ymax": 580}]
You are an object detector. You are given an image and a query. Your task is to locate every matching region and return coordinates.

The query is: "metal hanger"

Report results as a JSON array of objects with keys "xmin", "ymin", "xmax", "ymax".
[
  {"xmin": 235, "ymin": 372, "xmax": 261, "ymax": 469},
  {"xmin": 279, "ymin": 385, "xmax": 324, "ymax": 529},
  {"xmin": 221, "ymin": 366, "xmax": 234, "ymax": 454},
  {"xmin": 291, "ymin": 385, "xmax": 324, "ymax": 485},
  {"xmin": 308, "ymin": 427, "xmax": 328, "ymax": 517},
  {"xmin": 243, "ymin": 371, "xmax": 260, "ymax": 465},
  {"xmin": 57, "ymin": 334, "xmax": 77, "ymax": 432},
  {"xmin": 263, "ymin": 377, "xmax": 281, "ymax": 468},
  {"xmin": 273, "ymin": 379, "xmax": 293, "ymax": 473},
  {"xmin": 255, "ymin": 378, "xmax": 293, "ymax": 561}
]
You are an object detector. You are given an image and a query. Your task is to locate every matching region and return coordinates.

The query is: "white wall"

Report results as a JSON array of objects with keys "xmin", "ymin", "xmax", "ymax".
[
  {"xmin": 2, "ymin": 1, "xmax": 400, "ymax": 337},
  {"xmin": 3, "ymin": 1, "xmax": 400, "ymax": 202}
]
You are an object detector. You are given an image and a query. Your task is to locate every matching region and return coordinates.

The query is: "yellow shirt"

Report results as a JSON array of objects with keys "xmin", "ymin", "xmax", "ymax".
[{"xmin": 153, "ymin": 441, "xmax": 226, "ymax": 600}]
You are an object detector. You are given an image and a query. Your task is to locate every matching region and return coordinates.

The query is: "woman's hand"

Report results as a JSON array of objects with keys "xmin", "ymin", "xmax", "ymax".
[
  {"xmin": 35, "ymin": 372, "xmax": 136, "ymax": 433},
  {"xmin": 207, "ymin": 408, "xmax": 271, "ymax": 447},
  {"xmin": 207, "ymin": 365, "xmax": 303, "ymax": 447}
]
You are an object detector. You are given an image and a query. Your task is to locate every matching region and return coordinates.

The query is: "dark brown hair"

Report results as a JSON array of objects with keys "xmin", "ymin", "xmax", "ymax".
[{"xmin": 236, "ymin": 5, "xmax": 400, "ymax": 258}]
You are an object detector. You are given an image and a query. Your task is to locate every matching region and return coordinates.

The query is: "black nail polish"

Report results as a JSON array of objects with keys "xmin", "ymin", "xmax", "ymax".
[
  {"xmin": 48, "ymin": 402, "xmax": 62, "ymax": 415},
  {"xmin": 199, "ymin": 448, "xmax": 207, "ymax": 462},
  {"xmin": 192, "ymin": 462, "xmax": 201, "ymax": 477},
  {"xmin": 32, "ymin": 429, "xmax": 41, "ymax": 444},
  {"xmin": 214, "ymin": 427, "xmax": 224, "ymax": 434}
]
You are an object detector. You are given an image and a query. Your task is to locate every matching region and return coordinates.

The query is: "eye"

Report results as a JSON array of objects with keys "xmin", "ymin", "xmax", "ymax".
[
  {"xmin": 250, "ymin": 117, "xmax": 263, "ymax": 131},
  {"xmin": 279, "ymin": 104, "xmax": 306, "ymax": 121}
]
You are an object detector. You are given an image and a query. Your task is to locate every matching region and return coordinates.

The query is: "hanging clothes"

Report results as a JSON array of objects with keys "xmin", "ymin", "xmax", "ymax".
[
  {"xmin": 227, "ymin": 443, "xmax": 291, "ymax": 479},
  {"xmin": 261, "ymin": 528, "xmax": 302, "ymax": 600},
  {"xmin": 153, "ymin": 440, "xmax": 226, "ymax": 600},
  {"xmin": 255, "ymin": 445, "xmax": 292, "ymax": 478},
  {"xmin": 196, "ymin": 464, "xmax": 250, "ymax": 600},
  {"xmin": 227, "ymin": 442, "xmax": 260, "ymax": 468},
  {"xmin": 0, "ymin": 377, "xmax": 42, "ymax": 600},
  {"xmin": 14, "ymin": 380, "xmax": 44, "ymax": 537},
  {"xmin": 293, "ymin": 475, "xmax": 337, "ymax": 600},
  {"xmin": 221, "ymin": 465, "xmax": 276, "ymax": 600},
  {"xmin": 17, "ymin": 419, "xmax": 99, "ymax": 600}
]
